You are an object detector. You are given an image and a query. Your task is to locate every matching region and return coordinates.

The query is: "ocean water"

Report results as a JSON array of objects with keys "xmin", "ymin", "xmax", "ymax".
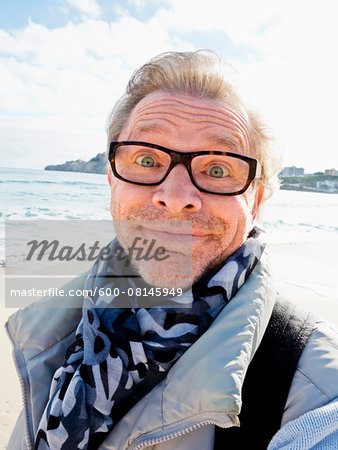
[
  {"xmin": 1, "ymin": 167, "xmax": 338, "ymax": 258},
  {"xmin": 261, "ymin": 189, "xmax": 338, "ymax": 245},
  {"xmin": 0, "ymin": 167, "xmax": 111, "ymax": 259}
]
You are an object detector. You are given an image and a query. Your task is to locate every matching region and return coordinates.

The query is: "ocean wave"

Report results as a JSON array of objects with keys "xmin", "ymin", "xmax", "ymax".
[
  {"xmin": 3, "ymin": 179, "xmax": 102, "ymax": 187},
  {"xmin": 263, "ymin": 220, "xmax": 338, "ymax": 233}
]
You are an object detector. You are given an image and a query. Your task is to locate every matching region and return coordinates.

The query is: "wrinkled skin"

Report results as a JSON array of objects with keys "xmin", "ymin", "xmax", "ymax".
[{"xmin": 110, "ymin": 91, "xmax": 264, "ymax": 289}]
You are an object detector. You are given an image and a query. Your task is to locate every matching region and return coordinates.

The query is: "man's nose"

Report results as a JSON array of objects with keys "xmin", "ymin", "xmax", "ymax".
[{"xmin": 152, "ymin": 164, "xmax": 202, "ymax": 214}]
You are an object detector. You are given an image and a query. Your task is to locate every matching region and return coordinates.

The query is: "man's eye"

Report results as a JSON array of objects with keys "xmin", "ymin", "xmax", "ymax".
[
  {"xmin": 206, "ymin": 165, "xmax": 229, "ymax": 178},
  {"xmin": 135, "ymin": 155, "xmax": 156, "ymax": 167}
]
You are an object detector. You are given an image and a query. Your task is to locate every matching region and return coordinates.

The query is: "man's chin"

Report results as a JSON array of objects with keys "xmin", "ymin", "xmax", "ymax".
[{"xmin": 131, "ymin": 252, "xmax": 193, "ymax": 290}]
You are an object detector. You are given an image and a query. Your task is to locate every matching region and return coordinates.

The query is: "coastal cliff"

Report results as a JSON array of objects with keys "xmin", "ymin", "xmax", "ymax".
[{"xmin": 45, "ymin": 152, "xmax": 107, "ymax": 174}]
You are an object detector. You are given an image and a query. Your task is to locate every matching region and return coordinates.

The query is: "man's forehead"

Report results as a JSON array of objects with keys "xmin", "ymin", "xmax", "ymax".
[
  {"xmin": 121, "ymin": 91, "xmax": 252, "ymax": 155},
  {"xmin": 130, "ymin": 122, "xmax": 243, "ymax": 153},
  {"xmin": 132, "ymin": 91, "xmax": 248, "ymax": 120}
]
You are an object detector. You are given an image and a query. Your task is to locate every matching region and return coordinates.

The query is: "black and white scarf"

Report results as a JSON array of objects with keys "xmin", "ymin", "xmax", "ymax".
[{"xmin": 35, "ymin": 228, "xmax": 265, "ymax": 449}]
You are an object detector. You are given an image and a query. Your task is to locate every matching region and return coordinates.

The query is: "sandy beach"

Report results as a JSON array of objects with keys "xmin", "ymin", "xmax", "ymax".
[{"xmin": 1, "ymin": 240, "xmax": 338, "ymax": 447}]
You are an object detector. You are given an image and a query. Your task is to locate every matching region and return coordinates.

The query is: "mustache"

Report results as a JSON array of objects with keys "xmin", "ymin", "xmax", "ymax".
[{"xmin": 121, "ymin": 206, "xmax": 228, "ymax": 236}]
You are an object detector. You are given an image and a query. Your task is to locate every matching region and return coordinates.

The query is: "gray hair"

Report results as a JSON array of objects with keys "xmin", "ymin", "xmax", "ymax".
[{"xmin": 106, "ymin": 50, "xmax": 282, "ymax": 201}]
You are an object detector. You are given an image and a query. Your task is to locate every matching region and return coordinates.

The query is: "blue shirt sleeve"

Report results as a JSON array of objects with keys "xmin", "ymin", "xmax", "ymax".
[{"xmin": 268, "ymin": 397, "xmax": 338, "ymax": 449}]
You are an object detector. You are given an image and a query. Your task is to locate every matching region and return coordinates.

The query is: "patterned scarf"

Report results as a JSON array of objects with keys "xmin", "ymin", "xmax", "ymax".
[{"xmin": 35, "ymin": 227, "xmax": 265, "ymax": 450}]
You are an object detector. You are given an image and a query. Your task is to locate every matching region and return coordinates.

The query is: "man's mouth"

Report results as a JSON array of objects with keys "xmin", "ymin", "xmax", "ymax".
[{"xmin": 138, "ymin": 225, "xmax": 210, "ymax": 249}]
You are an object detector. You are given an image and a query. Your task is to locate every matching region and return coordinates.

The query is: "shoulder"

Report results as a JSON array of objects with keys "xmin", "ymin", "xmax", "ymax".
[
  {"xmin": 6, "ymin": 273, "xmax": 86, "ymax": 361},
  {"xmin": 282, "ymin": 316, "xmax": 338, "ymax": 426},
  {"xmin": 269, "ymin": 396, "xmax": 338, "ymax": 449}
]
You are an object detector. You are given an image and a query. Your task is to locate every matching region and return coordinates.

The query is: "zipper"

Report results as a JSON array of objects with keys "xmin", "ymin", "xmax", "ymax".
[
  {"xmin": 5, "ymin": 321, "xmax": 34, "ymax": 450},
  {"xmin": 128, "ymin": 413, "xmax": 237, "ymax": 449}
]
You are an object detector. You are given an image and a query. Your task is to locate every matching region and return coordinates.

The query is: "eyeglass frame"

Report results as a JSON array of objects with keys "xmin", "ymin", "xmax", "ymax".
[{"xmin": 109, "ymin": 141, "xmax": 262, "ymax": 196}]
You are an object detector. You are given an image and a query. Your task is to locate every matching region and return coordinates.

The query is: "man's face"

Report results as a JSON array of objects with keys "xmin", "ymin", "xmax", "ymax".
[{"xmin": 110, "ymin": 91, "xmax": 264, "ymax": 288}]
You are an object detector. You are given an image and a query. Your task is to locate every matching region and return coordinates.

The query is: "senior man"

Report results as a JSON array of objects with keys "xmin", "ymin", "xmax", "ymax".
[{"xmin": 6, "ymin": 51, "xmax": 338, "ymax": 449}]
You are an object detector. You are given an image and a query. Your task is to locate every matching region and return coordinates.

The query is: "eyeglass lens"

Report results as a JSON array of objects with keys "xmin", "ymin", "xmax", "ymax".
[{"xmin": 114, "ymin": 144, "xmax": 250, "ymax": 193}]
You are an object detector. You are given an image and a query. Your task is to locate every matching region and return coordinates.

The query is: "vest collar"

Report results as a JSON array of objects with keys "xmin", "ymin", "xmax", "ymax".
[
  {"xmin": 7, "ymin": 251, "xmax": 275, "ymax": 450},
  {"xmin": 100, "ymin": 250, "xmax": 276, "ymax": 449}
]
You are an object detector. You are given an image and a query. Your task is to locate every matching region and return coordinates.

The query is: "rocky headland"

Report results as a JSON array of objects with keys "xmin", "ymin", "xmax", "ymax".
[{"xmin": 45, "ymin": 152, "xmax": 107, "ymax": 174}]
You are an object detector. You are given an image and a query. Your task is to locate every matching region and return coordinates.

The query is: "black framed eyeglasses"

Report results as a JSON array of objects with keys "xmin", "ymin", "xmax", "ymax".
[{"xmin": 109, "ymin": 141, "xmax": 261, "ymax": 196}]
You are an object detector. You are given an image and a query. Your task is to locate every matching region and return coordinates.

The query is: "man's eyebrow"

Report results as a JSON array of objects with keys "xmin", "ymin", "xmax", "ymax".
[
  {"xmin": 132, "ymin": 123, "xmax": 168, "ymax": 135},
  {"xmin": 131, "ymin": 125, "xmax": 243, "ymax": 153},
  {"xmin": 206, "ymin": 135, "xmax": 243, "ymax": 153}
]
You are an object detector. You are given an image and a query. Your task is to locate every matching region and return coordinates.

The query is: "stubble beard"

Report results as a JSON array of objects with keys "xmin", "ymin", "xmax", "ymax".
[{"xmin": 111, "ymin": 205, "xmax": 235, "ymax": 290}]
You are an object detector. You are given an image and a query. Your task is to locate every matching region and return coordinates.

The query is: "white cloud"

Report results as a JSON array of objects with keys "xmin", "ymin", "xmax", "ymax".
[
  {"xmin": 1, "ymin": 0, "xmax": 338, "ymax": 172},
  {"xmin": 0, "ymin": 12, "xmax": 192, "ymax": 168},
  {"xmin": 148, "ymin": 0, "xmax": 338, "ymax": 171},
  {"xmin": 155, "ymin": 0, "xmax": 280, "ymax": 44},
  {"xmin": 229, "ymin": 0, "xmax": 338, "ymax": 172},
  {"xmin": 0, "ymin": 16, "xmax": 192, "ymax": 118},
  {"xmin": 65, "ymin": 0, "xmax": 101, "ymax": 18}
]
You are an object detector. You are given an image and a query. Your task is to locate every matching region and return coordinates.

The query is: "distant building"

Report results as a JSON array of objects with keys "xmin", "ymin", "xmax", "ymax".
[
  {"xmin": 317, "ymin": 180, "xmax": 338, "ymax": 192},
  {"xmin": 279, "ymin": 166, "xmax": 305, "ymax": 177},
  {"xmin": 324, "ymin": 168, "xmax": 338, "ymax": 176}
]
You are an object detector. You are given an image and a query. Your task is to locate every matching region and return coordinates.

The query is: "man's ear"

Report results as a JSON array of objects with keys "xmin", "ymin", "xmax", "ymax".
[
  {"xmin": 108, "ymin": 166, "xmax": 112, "ymax": 186},
  {"xmin": 252, "ymin": 183, "xmax": 265, "ymax": 221}
]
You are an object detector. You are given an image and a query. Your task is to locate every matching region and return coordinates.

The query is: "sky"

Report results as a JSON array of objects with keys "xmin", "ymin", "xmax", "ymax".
[{"xmin": 0, "ymin": 0, "xmax": 337, "ymax": 173}]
